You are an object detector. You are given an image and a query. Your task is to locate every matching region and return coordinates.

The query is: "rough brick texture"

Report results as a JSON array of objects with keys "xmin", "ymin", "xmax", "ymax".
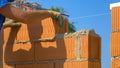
[
  {"xmin": 1, "ymin": 60, "xmax": 101, "ymax": 68},
  {"xmin": 35, "ymin": 37, "xmax": 76, "ymax": 60},
  {"xmin": 16, "ymin": 63, "xmax": 54, "ymax": 68},
  {"xmin": 80, "ymin": 35, "xmax": 101, "ymax": 59},
  {"xmin": 110, "ymin": 4, "xmax": 120, "ymax": 68},
  {"xmin": 56, "ymin": 60, "xmax": 101, "ymax": 68},
  {"xmin": 111, "ymin": 32, "xmax": 120, "ymax": 56},
  {"xmin": 4, "ymin": 17, "xmax": 68, "ymax": 42},
  {"xmin": 0, "ymin": 17, "xmax": 101, "ymax": 68},
  {"xmin": 111, "ymin": 6, "xmax": 120, "ymax": 31},
  {"xmin": 0, "ymin": 64, "xmax": 15, "ymax": 68},
  {"xmin": 2, "ymin": 28, "xmax": 101, "ymax": 62},
  {"xmin": 111, "ymin": 58, "xmax": 120, "ymax": 68}
]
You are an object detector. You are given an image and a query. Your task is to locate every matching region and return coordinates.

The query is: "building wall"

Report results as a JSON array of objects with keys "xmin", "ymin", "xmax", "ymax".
[
  {"xmin": 0, "ymin": 17, "xmax": 101, "ymax": 68},
  {"xmin": 110, "ymin": 2, "xmax": 120, "ymax": 68}
]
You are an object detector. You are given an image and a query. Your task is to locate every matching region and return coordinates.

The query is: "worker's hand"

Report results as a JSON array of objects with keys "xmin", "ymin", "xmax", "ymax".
[{"xmin": 48, "ymin": 10, "xmax": 61, "ymax": 16}]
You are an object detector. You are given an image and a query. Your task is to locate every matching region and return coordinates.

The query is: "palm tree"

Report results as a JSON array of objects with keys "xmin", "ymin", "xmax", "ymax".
[
  {"xmin": 50, "ymin": 7, "xmax": 65, "ymax": 13},
  {"xmin": 68, "ymin": 22, "xmax": 76, "ymax": 33},
  {"xmin": 50, "ymin": 7, "xmax": 76, "ymax": 33}
]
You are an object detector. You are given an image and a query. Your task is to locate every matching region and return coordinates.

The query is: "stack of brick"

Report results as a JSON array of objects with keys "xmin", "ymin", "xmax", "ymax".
[
  {"xmin": 0, "ymin": 16, "xmax": 101, "ymax": 68},
  {"xmin": 110, "ymin": 2, "xmax": 120, "ymax": 68}
]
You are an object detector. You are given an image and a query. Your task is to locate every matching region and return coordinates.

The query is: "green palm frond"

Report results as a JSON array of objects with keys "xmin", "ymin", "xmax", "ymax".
[
  {"xmin": 50, "ymin": 6, "xmax": 65, "ymax": 13},
  {"xmin": 68, "ymin": 22, "xmax": 76, "ymax": 33},
  {"xmin": 50, "ymin": 7, "xmax": 76, "ymax": 33}
]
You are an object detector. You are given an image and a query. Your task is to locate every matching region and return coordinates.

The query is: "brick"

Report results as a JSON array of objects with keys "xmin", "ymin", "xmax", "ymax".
[
  {"xmin": 111, "ymin": 32, "xmax": 120, "ymax": 56},
  {"xmin": 55, "ymin": 61, "xmax": 88, "ymax": 68},
  {"xmin": 111, "ymin": 7, "xmax": 120, "ymax": 31},
  {"xmin": 21, "ymin": 5, "xmax": 68, "ymax": 34},
  {"xmin": 3, "ymin": 23, "xmax": 34, "ymax": 63},
  {"xmin": 1, "ymin": 63, "xmax": 15, "ymax": 68},
  {"xmin": 111, "ymin": 58, "xmax": 120, "ymax": 68},
  {"xmin": 35, "ymin": 31, "xmax": 101, "ymax": 61},
  {"xmin": 17, "ymin": 17, "xmax": 68, "ymax": 39},
  {"xmin": 35, "ymin": 34, "xmax": 101, "ymax": 61},
  {"xmin": 35, "ymin": 37, "xmax": 76, "ymax": 60},
  {"xmin": 16, "ymin": 24, "xmax": 31, "ymax": 40},
  {"xmin": 55, "ymin": 61, "xmax": 101, "ymax": 68},
  {"xmin": 4, "ymin": 17, "xmax": 68, "ymax": 41},
  {"xmin": 80, "ymin": 36, "xmax": 89, "ymax": 58},
  {"xmin": 88, "ymin": 61, "xmax": 101, "ymax": 68},
  {"xmin": 3, "ymin": 42, "xmax": 34, "ymax": 62},
  {"xmin": 16, "ymin": 63, "xmax": 54, "ymax": 68},
  {"xmin": 89, "ymin": 36, "xmax": 101, "ymax": 59},
  {"xmin": 111, "ymin": 6, "xmax": 120, "ymax": 68},
  {"xmin": 1, "ymin": 59, "xmax": 15, "ymax": 68},
  {"xmin": 80, "ymin": 36, "xmax": 101, "ymax": 59},
  {"xmin": 2, "ymin": 26, "xmax": 101, "ymax": 68},
  {"xmin": 4, "ymin": 27, "xmax": 20, "ymax": 42},
  {"xmin": 3, "ymin": 27, "xmax": 35, "ymax": 62}
]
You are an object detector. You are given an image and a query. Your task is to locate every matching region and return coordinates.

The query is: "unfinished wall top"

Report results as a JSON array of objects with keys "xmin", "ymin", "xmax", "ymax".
[
  {"xmin": 56, "ymin": 29, "xmax": 100, "ymax": 38},
  {"xmin": 110, "ymin": 2, "xmax": 120, "ymax": 10}
]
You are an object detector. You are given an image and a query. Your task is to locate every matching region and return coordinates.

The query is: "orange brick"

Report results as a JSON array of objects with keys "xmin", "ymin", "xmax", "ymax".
[
  {"xmin": 4, "ymin": 17, "xmax": 68, "ymax": 41},
  {"xmin": 55, "ymin": 61, "xmax": 101, "ymax": 68},
  {"xmin": 1, "ymin": 59, "xmax": 15, "ymax": 68},
  {"xmin": 35, "ymin": 37, "xmax": 76, "ymax": 60},
  {"xmin": 89, "ymin": 36, "xmax": 101, "ymax": 59},
  {"xmin": 4, "ymin": 27, "xmax": 20, "ymax": 42},
  {"xmin": 16, "ymin": 63, "xmax": 54, "ymax": 68},
  {"xmin": 80, "ymin": 36, "xmax": 101, "ymax": 59},
  {"xmin": 21, "ymin": 5, "xmax": 68, "ymax": 34},
  {"xmin": 111, "ymin": 32, "xmax": 120, "ymax": 56},
  {"xmin": 35, "ymin": 34, "xmax": 101, "ymax": 61},
  {"xmin": 3, "ymin": 42, "xmax": 34, "ymax": 62},
  {"xmin": 55, "ymin": 61, "xmax": 88, "ymax": 68},
  {"xmin": 3, "ymin": 26, "xmax": 35, "ymax": 62},
  {"xmin": 111, "ymin": 7, "xmax": 120, "ymax": 31},
  {"xmin": 88, "ymin": 61, "xmax": 101, "ymax": 68},
  {"xmin": 16, "ymin": 17, "xmax": 68, "ymax": 39},
  {"xmin": 16, "ymin": 24, "xmax": 31, "ymax": 40},
  {"xmin": 111, "ymin": 58, "xmax": 120, "ymax": 68},
  {"xmin": 3, "ymin": 27, "xmax": 35, "ymax": 62},
  {"xmin": 80, "ymin": 36, "xmax": 89, "ymax": 58}
]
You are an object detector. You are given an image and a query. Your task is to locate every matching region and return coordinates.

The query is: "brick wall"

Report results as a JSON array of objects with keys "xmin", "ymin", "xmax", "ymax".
[
  {"xmin": 0, "ymin": 17, "xmax": 101, "ymax": 68},
  {"xmin": 110, "ymin": 3, "xmax": 120, "ymax": 68}
]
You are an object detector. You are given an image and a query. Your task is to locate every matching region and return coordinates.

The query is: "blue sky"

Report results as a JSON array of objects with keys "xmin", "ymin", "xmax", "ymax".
[{"xmin": 28, "ymin": 0, "xmax": 120, "ymax": 68}]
